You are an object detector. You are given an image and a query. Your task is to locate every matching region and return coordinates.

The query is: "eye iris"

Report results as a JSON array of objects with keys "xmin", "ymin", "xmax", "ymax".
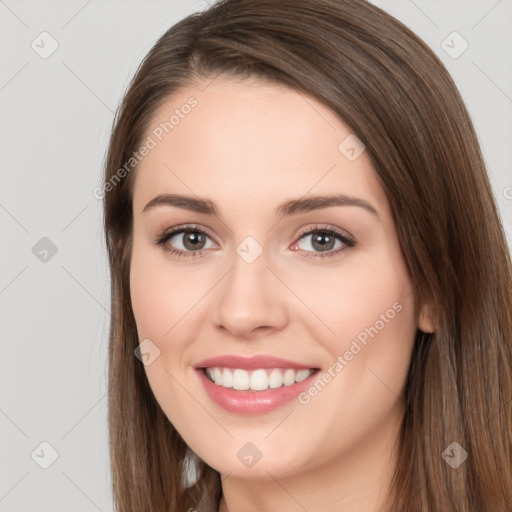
[
  {"xmin": 183, "ymin": 231, "xmax": 205, "ymax": 250},
  {"xmin": 312, "ymin": 232, "xmax": 335, "ymax": 251}
]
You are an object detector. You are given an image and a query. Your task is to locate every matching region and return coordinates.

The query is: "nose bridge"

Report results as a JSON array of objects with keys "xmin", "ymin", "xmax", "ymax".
[
  {"xmin": 212, "ymin": 234, "xmax": 288, "ymax": 337},
  {"xmin": 231, "ymin": 238, "xmax": 269, "ymax": 291}
]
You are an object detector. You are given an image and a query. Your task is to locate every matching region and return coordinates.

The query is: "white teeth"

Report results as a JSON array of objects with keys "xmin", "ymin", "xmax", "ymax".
[
  {"xmin": 283, "ymin": 368, "xmax": 296, "ymax": 386},
  {"xmin": 232, "ymin": 369, "xmax": 250, "ymax": 390},
  {"xmin": 249, "ymin": 369, "xmax": 269, "ymax": 391},
  {"xmin": 222, "ymin": 368, "xmax": 233, "ymax": 388},
  {"xmin": 268, "ymin": 368, "xmax": 283, "ymax": 388},
  {"xmin": 295, "ymin": 369, "xmax": 311, "ymax": 383},
  {"xmin": 213, "ymin": 368, "xmax": 223, "ymax": 385},
  {"xmin": 204, "ymin": 367, "xmax": 315, "ymax": 391}
]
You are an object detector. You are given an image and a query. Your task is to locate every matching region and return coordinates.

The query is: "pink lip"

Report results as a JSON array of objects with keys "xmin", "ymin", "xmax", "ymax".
[
  {"xmin": 194, "ymin": 354, "xmax": 316, "ymax": 371},
  {"xmin": 194, "ymin": 366, "xmax": 320, "ymax": 415}
]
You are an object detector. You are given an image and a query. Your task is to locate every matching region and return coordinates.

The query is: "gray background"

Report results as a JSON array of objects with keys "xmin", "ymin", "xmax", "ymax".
[{"xmin": 1, "ymin": 1, "xmax": 511, "ymax": 510}]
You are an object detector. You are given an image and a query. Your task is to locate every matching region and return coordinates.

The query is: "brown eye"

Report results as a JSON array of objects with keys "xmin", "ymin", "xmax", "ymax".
[
  {"xmin": 177, "ymin": 230, "xmax": 207, "ymax": 250},
  {"xmin": 309, "ymin": 231, "xmax": 337, "ymax": 251},
  {"xmin": 155, "ymin": 225, "xmax": 216, "ymax": 258},
  {"xmin": 292, "ymin": 225, "xmax": 356, "ymax": 260}
]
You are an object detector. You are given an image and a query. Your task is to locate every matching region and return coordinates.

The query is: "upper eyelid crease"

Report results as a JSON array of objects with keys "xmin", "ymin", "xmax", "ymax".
[{"xmin": 142, "ymin": 193, "xmax": 381, "ymax": 221}]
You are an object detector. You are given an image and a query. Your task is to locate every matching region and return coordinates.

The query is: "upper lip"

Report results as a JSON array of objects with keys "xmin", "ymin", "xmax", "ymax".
[{"xmin": 194, "ymin": 355, "xmax": 318, "ymax": 371}]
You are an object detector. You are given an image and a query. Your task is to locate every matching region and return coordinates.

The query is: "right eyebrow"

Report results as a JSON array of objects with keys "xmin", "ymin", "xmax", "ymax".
[{"xmin": 142, "ymin": 194, "xmax": 218, "ymax": 216}]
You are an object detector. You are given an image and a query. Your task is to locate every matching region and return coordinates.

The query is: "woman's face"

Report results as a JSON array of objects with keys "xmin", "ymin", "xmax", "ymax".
[{"xmin": 129, "ymin": 76, "xmax": 432, "ymax": 480}]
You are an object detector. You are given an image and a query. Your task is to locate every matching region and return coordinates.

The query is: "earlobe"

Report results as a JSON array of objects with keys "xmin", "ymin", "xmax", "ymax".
[{"xmin": 418, "ymin": 301, "xmax": 435, "ymax": 333}]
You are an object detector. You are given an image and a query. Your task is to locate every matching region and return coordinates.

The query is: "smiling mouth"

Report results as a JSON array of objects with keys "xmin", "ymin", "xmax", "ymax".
[{"xmin": 202, "ymin": 367, "xmax": 320, "ymax": 391}]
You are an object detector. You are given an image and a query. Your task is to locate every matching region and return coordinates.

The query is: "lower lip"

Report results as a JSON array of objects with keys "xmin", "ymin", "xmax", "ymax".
[{"xmin": 195, "ymin": 368, "xmax": 319, "ymax": 415}]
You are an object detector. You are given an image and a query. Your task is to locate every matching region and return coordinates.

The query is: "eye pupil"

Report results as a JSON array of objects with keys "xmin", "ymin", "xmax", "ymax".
[
  {"xmin": 312, "ymin": 232, "xmax": 335, "ymax": 251},
  {"xmin": 183, "ymin": 231, "xmax": 205, "ymax": 250}
]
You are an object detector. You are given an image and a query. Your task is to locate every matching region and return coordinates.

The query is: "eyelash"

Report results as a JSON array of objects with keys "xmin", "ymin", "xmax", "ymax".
[{"xmin": 153, "ymin": 223, "xmax": 356, "ymax": 260}]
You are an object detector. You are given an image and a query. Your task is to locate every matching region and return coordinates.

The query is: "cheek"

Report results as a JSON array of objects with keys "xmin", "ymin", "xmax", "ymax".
[
  {"xmin": 280, "ymin": 258, "xmax": 416, "ymax": 462},
  {"xmin": 129, "ymin": 241, "xmax": 207, "ymax": 342},
  {"xmin": 288, "ymin": 255, "xmax": 413, "ymax": 344},
  {"xmin": 294, "ymin": 251, "xmax": 417, "ymax": 398},
  {"xmin": 129, "ymin": 243, "xmax": 201, "ymax": 421}
]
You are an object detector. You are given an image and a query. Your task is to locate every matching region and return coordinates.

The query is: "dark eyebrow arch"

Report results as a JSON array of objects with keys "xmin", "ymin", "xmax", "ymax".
[{"xmin": 142, "ymin": 193, "xmax": 380, "ymax": 220}]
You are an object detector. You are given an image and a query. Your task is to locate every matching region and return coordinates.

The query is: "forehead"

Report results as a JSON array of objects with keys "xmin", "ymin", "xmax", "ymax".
[{"xmin": 132, "ymin": 77, "xmax": 388, "ymax": 219}]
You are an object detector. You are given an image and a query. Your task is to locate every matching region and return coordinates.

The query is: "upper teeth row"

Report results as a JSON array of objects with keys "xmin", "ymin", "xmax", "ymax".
[{"xmin": 205, "ymin": 367, "xmax": 314, "ymax": 391}]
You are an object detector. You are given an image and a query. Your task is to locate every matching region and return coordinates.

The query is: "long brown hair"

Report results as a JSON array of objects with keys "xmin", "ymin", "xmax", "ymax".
[{"xmin": 102, "ymin": 0, "xmax": 512, "ymax": 510}]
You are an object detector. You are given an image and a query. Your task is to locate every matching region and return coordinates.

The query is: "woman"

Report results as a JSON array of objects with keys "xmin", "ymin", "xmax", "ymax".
[{"xmin": 102, "ymin": 0, "xmax": 512, "ymax": 510}]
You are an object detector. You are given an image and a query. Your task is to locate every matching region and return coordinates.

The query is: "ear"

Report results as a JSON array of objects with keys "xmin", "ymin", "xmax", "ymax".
[{"xmin": 418, "ymin": 301, "xmax": 435, "ymax": 333}]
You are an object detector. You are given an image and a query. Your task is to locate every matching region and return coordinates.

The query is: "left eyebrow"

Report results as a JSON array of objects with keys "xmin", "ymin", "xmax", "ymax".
[
  {"xmin": 275, "ymin": 193, "xmax": 381, "ymax": 220},
  {"xmin": 142, "ymin": 192, "xmax": 381, "ymax": 221}
]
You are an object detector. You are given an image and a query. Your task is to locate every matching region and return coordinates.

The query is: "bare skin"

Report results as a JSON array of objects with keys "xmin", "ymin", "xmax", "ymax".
[{"xmin": 129, "ymin": 76, "xmax": 434, "ymax": 512}]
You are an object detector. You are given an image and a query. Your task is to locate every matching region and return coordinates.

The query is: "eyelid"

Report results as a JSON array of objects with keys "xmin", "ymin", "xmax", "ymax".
[
  {"xmin": 294, "ymin": 223, "xmax": 355, "ymax": 242},
  {"xmin": 155, "ymin": 223, "xmax": 219, "ymax": 245}
]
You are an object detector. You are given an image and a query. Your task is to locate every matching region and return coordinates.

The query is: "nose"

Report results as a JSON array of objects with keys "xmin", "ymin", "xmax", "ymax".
[{"xmin": 212, "ymin": 246, "xmax": 289, "ymax": 340}]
